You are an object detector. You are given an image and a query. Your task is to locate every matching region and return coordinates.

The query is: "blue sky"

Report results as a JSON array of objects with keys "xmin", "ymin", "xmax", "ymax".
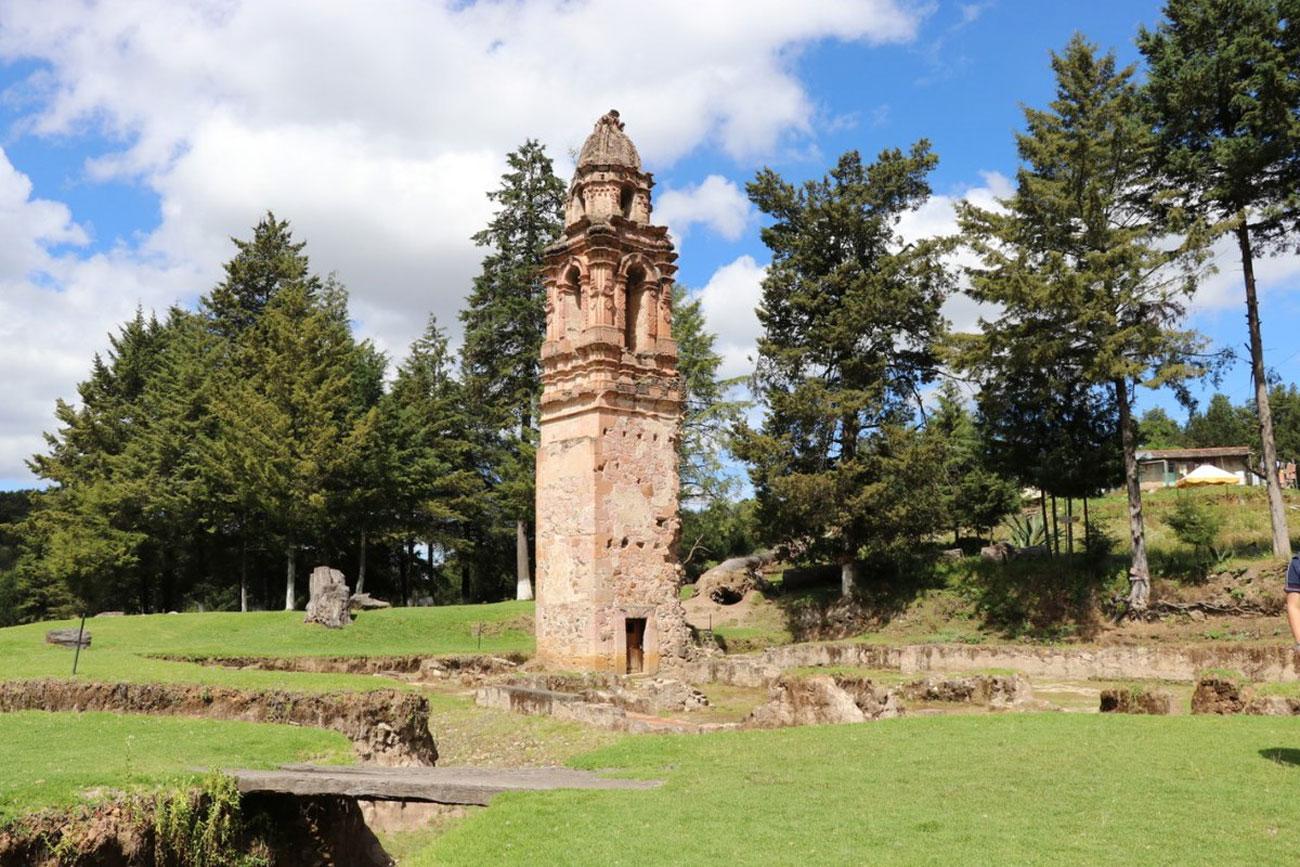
[{"xmin": 0, "ymin": 0, "xmax": 1296, "ymax": 490}]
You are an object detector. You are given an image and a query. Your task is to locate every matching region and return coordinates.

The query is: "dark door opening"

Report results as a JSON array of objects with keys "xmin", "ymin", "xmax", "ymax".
[{"xmin": 625, "ymin": 617, "xmax": 646, "ymax": 674}]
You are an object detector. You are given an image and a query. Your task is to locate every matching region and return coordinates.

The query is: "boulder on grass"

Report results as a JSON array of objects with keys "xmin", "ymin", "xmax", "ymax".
[
  {"xmin": 349, "ymin": 592, "xmax": 392, "ymax": 611},
  {"xmin": 305, "ymin": 566, "xmax": 352, "ymax": 629},
  {"xmin": 45, "ymin": 628, "xmax": 91, "ymax": 649},
  {"xmin": 1099, "ymin": 687, "xmax": 1176, "ymax": 715}
]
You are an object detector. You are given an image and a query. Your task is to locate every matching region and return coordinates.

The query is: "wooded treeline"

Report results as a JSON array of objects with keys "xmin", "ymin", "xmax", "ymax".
[
  {"xmin": 3, "ymin": 0, "xmax": 1298, "ymax": 622},
  {"xmin": 737, "ymin": 2, "xmax": 1300, "ymax": 611},
  {"xmin": 0, "ymin": 143, "xmax": 740, "ymax": 624}
]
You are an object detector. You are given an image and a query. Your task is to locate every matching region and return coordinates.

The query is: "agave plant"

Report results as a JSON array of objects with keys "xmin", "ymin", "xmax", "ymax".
[{"xmin": 1005, "ymin": 513, "xmax": 1046, "ymax": 548}]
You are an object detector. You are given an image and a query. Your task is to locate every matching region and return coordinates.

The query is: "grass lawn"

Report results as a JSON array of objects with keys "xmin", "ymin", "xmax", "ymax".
[
  {"xmin": 0, "ymin": 711, "xmax": 351, "ymax": 823},
  {"xmin": 0, "ymin": 603, "xmax": 534, "ymax": 692},
  {"xmin": 413, "ymin": 713, "xmax": 1300, "ymax": 865}
]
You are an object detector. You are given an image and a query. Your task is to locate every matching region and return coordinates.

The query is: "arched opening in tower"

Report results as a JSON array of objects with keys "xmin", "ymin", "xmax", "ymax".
[
  {"xmin": 625, "ymin": 265, "xmax": 648, "ymax": 352},
  {"xmin": 563, "ymin": 265, "xmax": 582, "ymax": 338},
  {"xmin": 619, "ymin": 184, "xmax": 635, "ymax": 219}
]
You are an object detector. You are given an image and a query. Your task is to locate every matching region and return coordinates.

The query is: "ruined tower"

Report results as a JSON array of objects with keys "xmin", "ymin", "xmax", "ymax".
[{"xmin": 534, "ymin": 110, "xmax": 688, "ymax": 674}]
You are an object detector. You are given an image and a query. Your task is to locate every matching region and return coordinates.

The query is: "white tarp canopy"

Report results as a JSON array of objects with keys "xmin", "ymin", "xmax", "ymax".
[{"xmin": 1175, "ymin": 463, "xmax": 1243, "ymax": 487}]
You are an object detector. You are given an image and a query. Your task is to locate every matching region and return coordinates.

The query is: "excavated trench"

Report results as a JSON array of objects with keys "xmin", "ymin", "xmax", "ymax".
[
  {"xmin": 0, "ymin": 680, "xmax": 437, "ymax": 766},
  {"xmin": 0, "ymin": 791, "xmax": 395, "ymax": 867}
]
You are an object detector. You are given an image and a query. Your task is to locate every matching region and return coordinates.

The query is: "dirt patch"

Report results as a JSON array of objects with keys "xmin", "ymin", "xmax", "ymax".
[
  {"xmin": 0, "ymin": 789, "xmax": 392, "ymax": 867},
  {"xmin": 0, "ymin": 680, "xmax": 436, "ymax": 766}
]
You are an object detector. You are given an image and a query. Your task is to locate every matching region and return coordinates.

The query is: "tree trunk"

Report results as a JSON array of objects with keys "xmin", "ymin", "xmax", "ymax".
[
  {"xmin": 400, "ymin": 539, "xmax": 411, "ymax": 607},
  {"xmin": 841, "ymin": 558, "xmax": 859, "ymax": 598},
  {"xmin": 284, "ymin": 546, "xmax": 296, "ymax": 611},
  {"xmin": 1117, "ymin": 377, "xmax": 1150, "ymax": 610},
  {"xmin": 404, "ymin": 538, "xmax": 415, "ymax": 607},
  {"xmin": 1050, "ymin": 492, "xmax": 1059, "ymax": 557},
  {"xmin": 240, "ymin": 539, "xmax": 248, "ymax": 613},
  {"xmin": 1083, "ymin": 497, "xmax": 1090, "ymax": 549},
  {"xmin": 357, "ymin": 529, "xmax": 367, "ymax": 595},
  {"xmin": 1238, "ymin": 218, "xmax": 1292, "ymax": 560},
  {"xmin": 515, "ymin": 520, "xmax": 534, "ymax": 601},
  {"xmin": 1039, "ymin": 488, "xmax": 1048, "ymax": 547},
  {"xmin": 1066, "ymin": 497, "xmax": 1074, "ymax": 556}
]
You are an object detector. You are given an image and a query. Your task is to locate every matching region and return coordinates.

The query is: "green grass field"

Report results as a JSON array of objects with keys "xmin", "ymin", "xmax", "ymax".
[
  {"xmin": 412, "ymin": 713, "xmax": 1300, "ymax": 865},
  {"xmin": 0, "ymin": 603, "xmax": 535, "ymax": 691},
  {"xmin": 0, "ymin": 711, "xmax": 351, "ymax": 823}
]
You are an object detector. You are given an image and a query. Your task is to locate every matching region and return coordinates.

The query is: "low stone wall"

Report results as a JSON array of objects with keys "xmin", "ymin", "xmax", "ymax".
[
  {"xmin": 1191, "ymin": 677, "xmax": 1300, "ymax": 715},
  {"xmin": 150, "ymin": 653, "xmax": 524, "ymax": 682},
  {"xmin": 687, "ymin": 641, "xmax": 1300, "ymax": 687},
  {"xmin": 0, "ymin": 680, "xmax": 436, "ymax": 766},
  {"xmin": 1099, "ymin": 687, "xmax": 1177, "ymax": 715},
  {"xmin": 474, "ymin": 684, "xmax": 732, "ymax": 734}
]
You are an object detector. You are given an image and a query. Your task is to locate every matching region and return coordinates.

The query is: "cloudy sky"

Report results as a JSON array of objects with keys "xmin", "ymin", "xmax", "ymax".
[{"xmin": 2, "ymin": 0, "xmax": 1299, "ymax": 489}]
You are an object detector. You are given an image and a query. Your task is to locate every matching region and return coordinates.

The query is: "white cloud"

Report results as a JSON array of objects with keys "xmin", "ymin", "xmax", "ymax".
[
  {"xmin": 0, "ymin": 0, "xmax": 925, "ymax": 484},
  {"xmin": 656, "ymin": 175, "xmax": 752, "ymax": 243},
  {"xmin": 693, "ymin": 255, "xmax": 767, "ymax": 379}
]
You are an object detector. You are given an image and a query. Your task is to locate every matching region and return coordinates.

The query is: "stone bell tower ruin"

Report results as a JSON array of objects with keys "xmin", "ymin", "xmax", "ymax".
[{"xmin": 534, "ymin": 110, "xmax": 689, "ymax": 674}]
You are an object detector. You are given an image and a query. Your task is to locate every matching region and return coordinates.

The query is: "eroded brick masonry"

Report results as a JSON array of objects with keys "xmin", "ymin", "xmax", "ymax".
[{"xmin": 534, "ymin": 110, "xmax": 689, "ymax": 674}]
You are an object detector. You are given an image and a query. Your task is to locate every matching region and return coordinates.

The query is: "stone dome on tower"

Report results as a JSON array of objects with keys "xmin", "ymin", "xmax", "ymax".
[{"xmin": 576, "ymin": 109, "xmax": 641, "ymax": 171}]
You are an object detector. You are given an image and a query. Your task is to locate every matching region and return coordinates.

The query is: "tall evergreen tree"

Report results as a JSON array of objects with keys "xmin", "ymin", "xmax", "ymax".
[
  {"xmin": 734, "ymin": 143, "xmax": 952, "ymax": 597},
  {"xmin": 459, "ymin": 140, "xmax": 566, "ymax": 601},
  {"xmin": 206, "ymin": 280, "xmax": 358, "ymax": 610},
  {"xmin": 202, "ymin": 212, "xmax": 319, "ymax": 339},
  {"xmin": 929, "ymin": 382, "xmax": 1020, "ymax": 544},
  {"xmin": 957, "ymin": 36, "xmax": 1213, "ymax": 609},
  {"xmin": 672, "ymin": 284, "xmax": 747, "ymax": 505},
  {"xmin": 1139, "ymin": 0, "xmax": 1300, "ymax": 558},
  {"xmin": 385, "ymin": 315, "xmax": 480, "ymax": 604},
  {"xmin": 1185, "ymin": 393, "xmax": 1256, "ymax": 449},
  {"xmin": 1137, "ymin": 407, "xmax": 1186, "ymax": 449}
]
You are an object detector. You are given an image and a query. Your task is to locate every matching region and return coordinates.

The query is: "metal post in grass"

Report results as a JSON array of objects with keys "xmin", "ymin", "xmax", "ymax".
[
  {"xmin": 477, "ymin": 622, "xmax": 483, "ymax": 650},
  {"xmin": 72, "ymin": 613, "xmax": 87, "ymax": 675}
]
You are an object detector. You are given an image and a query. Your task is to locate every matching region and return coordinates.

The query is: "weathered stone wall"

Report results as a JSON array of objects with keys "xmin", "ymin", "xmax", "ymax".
[{"xmin": 685, "ymin": 641, "xmax": 1300, "ymax": 687}]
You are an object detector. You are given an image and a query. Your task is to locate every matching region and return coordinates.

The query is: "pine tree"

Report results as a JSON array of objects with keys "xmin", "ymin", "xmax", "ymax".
[
  {"xmin": 957, "ymin": 35, "xmax": 1213, "ymax": 609},
  {"xmin": 385, "ymin": 315, "xmax": 480, "ymax": 604},
  {"xmin": 207, "ymin": 279, "xmax": 358, "ymax": 610},
  {"xmin": 1186, "ymin": 393, "xmax": 1256, "ymax": 449},
  {"xmin": 672, "ymin": 284, "xmax": 747, "ymax": 505},
  {"xmin": 929, "ymin": 382, "xmax": 1019, "ymax": 544},
  {"xmin": 202, "ymin": 212, "xmax": 318, "ymax": 339},
  {"xmin": 1137, "ymin": 408, "xmax": 1186, "ymax": 449},
  {"xmin": 735, "ymin": 143, "xmax": 952, "ymax": 597},
  {"xmin": 459, "ymin": 140, "xmax": 566, "ymax": 601},
  {"xmin": 26, "ymin": 310, "xmax": 169, "ymax": 612},
  {"xmin": 1139, "ymin": 0, "xmax": 1300, "ymax": 558}
]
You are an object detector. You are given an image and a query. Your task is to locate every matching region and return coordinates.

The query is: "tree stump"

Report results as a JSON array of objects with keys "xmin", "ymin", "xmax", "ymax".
[{"xmin": 305, "ymin": 566, "xmax": 352, "ymax": 629}]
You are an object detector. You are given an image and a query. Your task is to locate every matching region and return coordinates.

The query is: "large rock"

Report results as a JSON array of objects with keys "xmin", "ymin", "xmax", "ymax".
[
  {"xmin": 305, "ymin": 566, "xmax": 352, "ymax": 629},
  {"xmin": 349, "ymin": 592, "xmax": 392, "ymax": 611},
  {"xmin": 45, "ymin": 628, "xmax": 91, "ymax": 649},
  {"xmin": 1099, "ymin": 686, "xmax": 1176, "ymax": 715},
  {"xmin": 694, "ymin": 552, "xmax": 775, "ymax": 605},
  {"xmin": 900, "ymin": 674, "xmax": 1035, "ymax": 709},
  {"xmin": 745, "ymin": 675, "xmax": 903, "ymax": 728}
]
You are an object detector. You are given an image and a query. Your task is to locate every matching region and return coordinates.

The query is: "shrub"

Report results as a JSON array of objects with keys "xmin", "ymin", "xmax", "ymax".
[{"xmin": 1164, "ymin": 497, "xmax": 1224, "ymax": 579}]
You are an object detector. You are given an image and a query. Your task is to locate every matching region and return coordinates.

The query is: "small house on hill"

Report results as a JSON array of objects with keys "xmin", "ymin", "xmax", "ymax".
[{"xmin": 1136, "ymin": 446, "xmax": 1254, "ymax": 491}]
